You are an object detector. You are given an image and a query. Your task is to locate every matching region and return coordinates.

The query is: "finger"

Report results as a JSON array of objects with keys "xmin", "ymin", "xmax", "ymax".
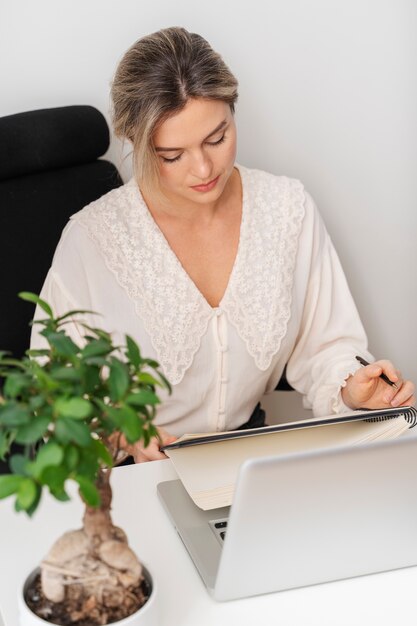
[
  {"xmin": 157, "ymin": 427, "xmax": 177, "ymax": 446},
  {"xmin": 133, "ymin": 447, "xmax": 166, "ymax": 463},
  {"xmin": 142, "ymin": 438, "xmax": 168, "ymax": 461},
  {"xmin": 373, "ymin": 360, "xmax": 401, "ymax": 385},
  {"xmin": 160, "ymin": 434, "xmax": 177, "ymax": 446},
  {"xmin": 131, "ymin": 438, "xmax": 162, "ymax": 463},
  {"xmin": 389, "ymin": 380, "xmax": 415, "ymax": 408},
  {"xmin": 355, "ymin": 363, "xmax": 384, "ymax": 384},
  {"xmin": 382, "ymin": 376, "xmax": 405, "ymax": 404},
  {"xmin": 398, "ymin": 395, "xmax": 416, "ymax": 407}
]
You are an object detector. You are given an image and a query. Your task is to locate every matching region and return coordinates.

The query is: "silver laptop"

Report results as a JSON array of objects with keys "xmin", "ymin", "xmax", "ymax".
[{"xmin": 157, "ymin": 434, "xmax": 417, "ymax": 601}]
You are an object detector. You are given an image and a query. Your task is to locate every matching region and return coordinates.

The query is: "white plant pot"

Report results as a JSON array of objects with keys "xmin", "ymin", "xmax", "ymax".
[{"xmin": 18, "ymin": 564, "xmax": 159, "ymax": 626}]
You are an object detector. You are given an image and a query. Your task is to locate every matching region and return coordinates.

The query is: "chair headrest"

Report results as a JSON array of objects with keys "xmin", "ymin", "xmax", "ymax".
[{"xmin": 0, "ymin": 105, "xmax": 111, "ymax": 181}]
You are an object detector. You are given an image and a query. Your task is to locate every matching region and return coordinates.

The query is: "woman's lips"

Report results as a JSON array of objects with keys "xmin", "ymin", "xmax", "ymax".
[{"xmin": 190, "ymin": 175, "xmax": 220, "ymax": 192}]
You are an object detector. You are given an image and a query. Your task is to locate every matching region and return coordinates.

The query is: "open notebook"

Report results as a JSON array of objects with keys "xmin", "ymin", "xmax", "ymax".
[{"xmin": 162, "ymin": 406, "xmax": 417, "ymax": 510}]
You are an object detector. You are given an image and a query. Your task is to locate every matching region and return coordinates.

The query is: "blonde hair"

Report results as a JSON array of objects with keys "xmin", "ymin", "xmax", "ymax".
[{"xmin": 110, "ymin": 27, "xmax": 238, "ymax": 191}]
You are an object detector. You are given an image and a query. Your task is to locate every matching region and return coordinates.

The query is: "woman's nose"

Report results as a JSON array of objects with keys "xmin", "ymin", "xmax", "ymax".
[{"xmin": 191, "ymin": 151, "xmax": 212, "ymax": 180}]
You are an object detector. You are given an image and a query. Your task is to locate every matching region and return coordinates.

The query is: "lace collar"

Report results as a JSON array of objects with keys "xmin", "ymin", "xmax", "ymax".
[{"xmin": 73, "ymin": 164, "xmax": 305, "ymax": 384}]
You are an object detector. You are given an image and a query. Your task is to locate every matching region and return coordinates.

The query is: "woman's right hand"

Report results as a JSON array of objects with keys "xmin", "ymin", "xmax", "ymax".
[{"xmin": 121, "ymin": 426, "xmax": 177, "ymax": 463}]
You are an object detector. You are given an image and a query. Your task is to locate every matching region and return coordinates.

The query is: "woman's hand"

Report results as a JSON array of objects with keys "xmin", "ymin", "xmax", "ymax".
[
  {"xmin": 122, "ymin": 426, "xmax": 177, "ymax": 463},
  {"xmin": 341, "ymin": 359, "xmax": 415, "ymax": 410}
]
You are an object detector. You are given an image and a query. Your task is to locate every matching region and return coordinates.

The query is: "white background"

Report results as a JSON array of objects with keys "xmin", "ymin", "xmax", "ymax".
[{"xmin": 1, "ymin": 0, "xmax": 416, "ymax": 418}]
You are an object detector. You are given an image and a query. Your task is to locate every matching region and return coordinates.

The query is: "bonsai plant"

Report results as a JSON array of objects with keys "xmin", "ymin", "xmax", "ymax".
[{"xmin": 0, "ymin": 293, "xmax": 171, "ymax": 625}]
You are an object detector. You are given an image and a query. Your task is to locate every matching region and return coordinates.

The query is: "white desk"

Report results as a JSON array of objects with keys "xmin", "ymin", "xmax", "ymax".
[{"xmin": 1, "ymin": 458, "xmax": 417, "ymax": 626}]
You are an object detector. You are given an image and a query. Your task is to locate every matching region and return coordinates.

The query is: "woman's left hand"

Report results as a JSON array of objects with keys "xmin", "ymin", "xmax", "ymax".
[{"xmin": 341, "ymin": 359, "xmax": 415, "ymax": 410}]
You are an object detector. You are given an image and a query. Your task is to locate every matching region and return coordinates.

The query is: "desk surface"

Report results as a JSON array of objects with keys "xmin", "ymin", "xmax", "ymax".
[{"xmin": 1, "ymin": 455, "xmax": 417, "ymax": 626}]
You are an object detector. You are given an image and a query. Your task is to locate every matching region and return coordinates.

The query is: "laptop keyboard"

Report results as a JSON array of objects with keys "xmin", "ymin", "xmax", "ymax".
[{"xmin": 209, "ymin": 518, "xmax": 229, "ymax": 545}]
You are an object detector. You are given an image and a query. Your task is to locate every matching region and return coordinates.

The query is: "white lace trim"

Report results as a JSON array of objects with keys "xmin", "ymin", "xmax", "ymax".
[
  {"xmin": 72, "ymin": 165, "xmax": 305, "ymax": 383},
  {"xmin": 73, "ymin": 181, "xmax": 212, "ymax": 385},
  {"xmin": 222, "ymin": 167, "xmax": 305, "ymax": 370}
]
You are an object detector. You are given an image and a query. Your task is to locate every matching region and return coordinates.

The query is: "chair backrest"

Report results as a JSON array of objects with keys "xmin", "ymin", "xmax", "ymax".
[{"xmin": 0, "ymin": 105, "xmax": 123, "ymax": 357}]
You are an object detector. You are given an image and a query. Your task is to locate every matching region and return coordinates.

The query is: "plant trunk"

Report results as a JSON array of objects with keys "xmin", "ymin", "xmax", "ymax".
[
  {"xmin": 36, "ymin": 467, "xmax": 146, "ymax": 624},
  {"xmin": 83, "ymin": 468, "xmax": 118, "ymax": 542}
]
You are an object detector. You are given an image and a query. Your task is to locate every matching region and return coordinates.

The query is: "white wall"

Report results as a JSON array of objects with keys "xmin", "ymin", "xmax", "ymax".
[{"xmin": 1, "ymin": 0, "xmax": 415, "ymax": 419}]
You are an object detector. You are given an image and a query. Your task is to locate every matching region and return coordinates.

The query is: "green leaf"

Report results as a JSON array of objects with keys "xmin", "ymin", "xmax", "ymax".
[
  {"xmin": 126, "ymin": 390, "xmax": 161, "ymax": 407},
  {"xmin": 24, "ymin": 484, "xmax": 42, "ymax": 516},
  {"xmin": 30, "ymin": 442, "xmax": 64, "ymax": 479},
  {"xmin": 0, "ymin": 403, "xmax": 30, "ymax": 427},
  {"xmin": 0, "ymin": 431, "xmax": 10, "ymax": 460},
  {"xmin": 83, "ymin": 356, "xmax": 107, "ymax": 367},
  {"xmin": 55, "ymin": 418, "xmax": 92, "ymax": 447},
  {"xmin": 46, "ymin": 332, "xmax": 79, "ymax": 357},
  {"xmin": 29, "ymin": 362, "xmax": 60, "ymax": 391},
  {"xmin": 15, "ymin": 415, "xmax": 50, "ymax": 445},
  {"xmin": 41, "ymin": 466, "xmax": 69, "ymax": 502},
  {"xmin": 81, "ymin": 365, "xmax": 101, "ymax": 393},
  {"xmin": 109, "ymin": 359, "xmax": 129, "ymax": 402},
  {"xmin": 126, "ymin": 335, "xmax": 141, "ymax": 368},
  {"xmin": 142, "ymin": 427, "xmax": 151, "ymax": 448},
  {"xmin": 79, "ymin": 324, "xmax": 110, "ymax": 342},
  {"xmin": 77, "ymin": 448, "xmax": 99, "ymax": 479},
  {"xmin": 155, "ymin": 370, "xmax": 172, "ymax": 394},
  {"xmin": 25, "ymin": 349, "xmax": 51, "ymax": 358},
  {"xmin": 54, "ymin": 398, "xmax": 93, "ymax": 420},
  {"xmin": 17, "ymin": 478, "xmax": 37, "ymax": 510},
  {"xmin": 3, "ymin": 373, "xmax": 32, "ymax": 398},
  {"xmin": 136, "ymin": 404, "xmax": 152, "ymax": 421},
  {"xmin": 19, "ymin": 292, "xmax": 53, "ymax": 317},
  {"xmin": 92, "ymin": 440, "xmax": 113, "ymax": 468},
  {"xmin": 0, "ymin": 358, "xmax": 26, "ymax": 370},
  {"xmin": 0, "ymin": 430, "xmax": 16, "ymax": 460},
  {"xmin": 142, "ymin": 358, "xmax": 160, "ymax": 368},
  {"xmin": 56, "ymin": 309, "xmax": 97, "ymax": 322},
  {"xmin": 137, "ymin": 372, "xmax": 160, "ymax": 387},
  {"xmin": 52, "ymin": 490, "xmax": 70, "ymax": 503},
  {"xmin": 29, "ymin": 395, "xmax": 46, "ymax": 411},
  {"xmin": 0, "ymin": 474, "xmax": 25, "ymax": 499},
  {"xmin": 81, "ymin": 339, "xmax": 112, "ymax": 359},
  {"xmin": 75, "ymin": 476, "xmax": 100, "ymax": 507},
  {"xmin": 119, "ymin": 405, "xmax": 143, "ymax": 444},
  {"xmin": 10, "ymin": 454, "xmax": 30, "ymax": 475},
  {"xmin": 104, "ymin": 406, "xmax": 124, "ymax": 428},
  {"xmin": 50, "ymin": 367, "xmax": 81, "ymax": 382},
  {"xmin": 64, "ymin": 445, "xmax": 79, "ymax": 471}
]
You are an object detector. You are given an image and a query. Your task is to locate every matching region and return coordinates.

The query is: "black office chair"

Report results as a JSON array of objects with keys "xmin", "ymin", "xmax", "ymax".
[
  {"xmin": 0, "ymin": 105, "xmax": 123, "ymax": 359},
  {"xmin": 0, "ymin": 105, "xmax": 123, "ymax": 472}
]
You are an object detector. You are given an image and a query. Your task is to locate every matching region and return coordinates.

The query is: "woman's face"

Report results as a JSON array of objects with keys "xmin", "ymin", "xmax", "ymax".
[{"xmin": 152, "ymin": 98, "xmax": 237, "ymax": 209}]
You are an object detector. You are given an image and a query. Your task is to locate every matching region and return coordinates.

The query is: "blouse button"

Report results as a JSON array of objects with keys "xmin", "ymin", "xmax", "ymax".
[{"xmin": 215, "ymin": 308, "xmax": 222, "ymax": 317}]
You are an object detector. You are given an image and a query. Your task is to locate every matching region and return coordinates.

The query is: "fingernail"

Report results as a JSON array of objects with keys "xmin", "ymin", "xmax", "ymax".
[{"xmin": 391, "ymin": 398, "xmax": 399, "ymax": 407}]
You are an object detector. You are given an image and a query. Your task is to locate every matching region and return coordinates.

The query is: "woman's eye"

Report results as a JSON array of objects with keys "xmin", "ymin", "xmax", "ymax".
[
  {"xmin": 207, "ymin": 134, "xmax": 226, "ymax": 146},
  {"xmin": 161, "ymin": 154, "xmax": 182, "ymax": 164},
  {"xmin": 160, "ymin": 134, "xmax": 226, "ymax": 163}
]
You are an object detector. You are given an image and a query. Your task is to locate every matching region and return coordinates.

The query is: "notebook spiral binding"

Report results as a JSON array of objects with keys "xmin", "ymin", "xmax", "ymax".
[{"xmin": 364, "ymin": 406, "xmax": 417, "ymax": 427}]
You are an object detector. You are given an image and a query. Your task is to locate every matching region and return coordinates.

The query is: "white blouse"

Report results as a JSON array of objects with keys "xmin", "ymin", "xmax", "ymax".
[{"xmin": 31, "ymin": 164, "xmax": 373, "ymax": 437}]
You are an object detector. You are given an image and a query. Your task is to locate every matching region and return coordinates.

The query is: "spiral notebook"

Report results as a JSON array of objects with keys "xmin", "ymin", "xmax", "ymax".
[{"xmin": 162, "ymin": 406, "xmax": 417, "ymax": 510}]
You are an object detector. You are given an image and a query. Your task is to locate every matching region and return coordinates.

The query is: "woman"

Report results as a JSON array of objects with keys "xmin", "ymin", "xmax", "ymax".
[{"xmin": 31, "ymin": 27, "xmax": 415, "ymax": 461}]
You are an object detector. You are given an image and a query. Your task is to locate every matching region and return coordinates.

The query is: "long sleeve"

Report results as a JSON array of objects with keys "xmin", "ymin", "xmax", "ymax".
[
  {"xmin": 285, "ymin": 192, "xmax": 373, "ymax": 416},
  {"xmin": 30, "ymin": 222, "xmax": 95, "ymax": 352}
]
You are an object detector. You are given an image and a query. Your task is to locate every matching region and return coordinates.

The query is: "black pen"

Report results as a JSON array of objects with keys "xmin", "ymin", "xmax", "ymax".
[{"xmin": 355, "ymin": 355, "xmax": 398, "ymax": 389}]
